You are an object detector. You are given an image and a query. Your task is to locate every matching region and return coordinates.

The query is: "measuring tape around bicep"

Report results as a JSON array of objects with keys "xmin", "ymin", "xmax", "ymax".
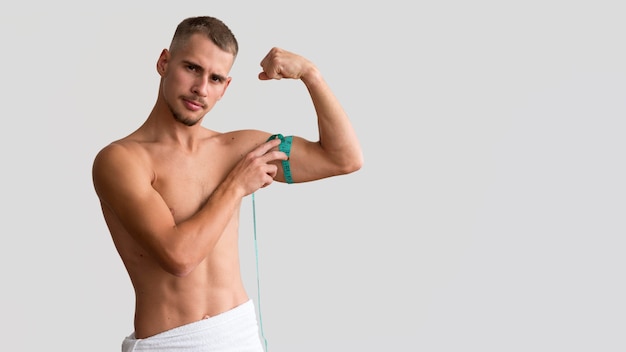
[{"xmin": 266, "ymin": 133, "xmax": 293, "ymax": 184}]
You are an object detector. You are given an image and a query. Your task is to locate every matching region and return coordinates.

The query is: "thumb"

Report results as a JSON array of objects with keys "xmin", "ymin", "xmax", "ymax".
[{"xmin": 258, "ymin": 71, "xmax": 283, "ymax": 80}]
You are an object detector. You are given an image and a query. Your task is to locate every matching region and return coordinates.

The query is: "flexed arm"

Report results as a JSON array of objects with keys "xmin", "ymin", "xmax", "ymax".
[{"xmin": 259, "ymin": 47, "xmax": 363, "ymax": 183}]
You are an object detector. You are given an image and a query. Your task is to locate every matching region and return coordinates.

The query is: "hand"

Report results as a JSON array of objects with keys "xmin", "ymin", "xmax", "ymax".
[
  {"xmin": 258, "ymin": 47, "xmax": 314, "ymax": 81},
  {"xmin": 227, "ymin": 138, "xmax": 288, "ymax": 196}
]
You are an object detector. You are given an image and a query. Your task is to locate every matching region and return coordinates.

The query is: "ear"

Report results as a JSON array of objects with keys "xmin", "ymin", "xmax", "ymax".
[
  {"xmin": 156, "ymin": 49, "xmax": 170, "ymax": 76},
  {"xmin": 217, "ymin": 76, "xmax": 232, "ymax": 100}
]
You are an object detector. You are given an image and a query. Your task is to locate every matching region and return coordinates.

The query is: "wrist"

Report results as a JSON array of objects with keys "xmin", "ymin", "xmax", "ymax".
[
  {"xmin": 300, "ymin": 65, "xmax": 323, "ymax": 86},
  {"xmin": 216, "ymin": 176, "xmax": 247, "ymax": 201}
]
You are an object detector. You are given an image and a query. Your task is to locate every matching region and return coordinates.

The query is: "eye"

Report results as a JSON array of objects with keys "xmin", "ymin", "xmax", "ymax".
[
  {"xmin": 186, "ymin": 64, "xmax": 200, "ymax": 72},
  {"xmin": 210, "ymin": 74, "xmax": 224, "ymax": 83}
]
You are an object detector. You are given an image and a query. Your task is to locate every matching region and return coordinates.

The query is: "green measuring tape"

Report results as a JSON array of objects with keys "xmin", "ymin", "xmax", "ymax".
[
  {"xmin": 266, "ymin": 134, "xmax": 293, "ymax": 184},
  {"xmin": 253, "ymin": 133, "xmax": 294, "ymax": 352}
]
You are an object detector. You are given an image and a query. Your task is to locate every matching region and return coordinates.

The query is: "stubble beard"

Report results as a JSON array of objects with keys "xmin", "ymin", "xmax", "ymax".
[
  {"xmin": 173, "ymin": 111, "xmax": 201, "ymax": 127},
  {"xmin": 168, "ymin": 101, "xmax": 202, "ymax": 127}
]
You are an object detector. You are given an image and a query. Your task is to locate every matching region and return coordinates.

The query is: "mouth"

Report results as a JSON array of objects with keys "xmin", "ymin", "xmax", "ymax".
[{"xmin": 182, "ymin": 98, "xmax": 205, "ymax": 111}]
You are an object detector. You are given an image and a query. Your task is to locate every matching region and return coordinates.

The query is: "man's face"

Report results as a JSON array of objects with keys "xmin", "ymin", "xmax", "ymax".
[{"xmin": 159, "ymin": 33, "xmax": 234, "ymax": 126}]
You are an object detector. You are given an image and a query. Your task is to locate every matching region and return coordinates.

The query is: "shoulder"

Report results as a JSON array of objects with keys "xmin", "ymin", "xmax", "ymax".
[
  {"xmin": 92, "ymin": 140, "xmax": 154, "ymax": 189},
  {"xmin": 93, "ymin": 139, "xmax": 147, "ymax": 169}
]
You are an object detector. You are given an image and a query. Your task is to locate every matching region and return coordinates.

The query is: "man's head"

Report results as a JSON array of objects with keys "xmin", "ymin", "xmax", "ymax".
[
  {"xmin": 170, "ymin": 16, "xmax": 238, "ymax": 59},
  {"xmin": 156, "ymin": 16, "xmax": 238, "ymax": 127}
]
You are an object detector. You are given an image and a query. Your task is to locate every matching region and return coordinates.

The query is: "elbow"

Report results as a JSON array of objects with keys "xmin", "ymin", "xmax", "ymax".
[
  {"xmin": 168, "ymin": 264, "xmax": 195, "ymax": 278},
  {"xmin": 340, "ymin": 150, "xmax": 364, "ymax": 175},
  {"xmin": 352, "ymin": 151, "xmax": 364, "ymax": 172},
  {"xmin": 162, "ymin": 260, "xmax": 195, "ymax": 278},
  {"xmin": 163, "ymin": 264, "xmax": 195, "ymax": 278},
  {"xmin": 160, "ymin": 252, "xmax": 197, "ymax": 278}
]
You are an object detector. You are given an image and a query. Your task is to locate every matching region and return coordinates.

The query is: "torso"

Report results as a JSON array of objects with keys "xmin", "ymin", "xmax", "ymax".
[{"xmin": 101, "ymin": 128, "xmax": 261, "ymax": 338}]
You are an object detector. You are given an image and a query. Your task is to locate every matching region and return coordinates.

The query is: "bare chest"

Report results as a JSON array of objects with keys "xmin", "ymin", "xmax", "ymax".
[{"xmin": 150, "ymin": 149, "xmax": 238, "ymax": 223}]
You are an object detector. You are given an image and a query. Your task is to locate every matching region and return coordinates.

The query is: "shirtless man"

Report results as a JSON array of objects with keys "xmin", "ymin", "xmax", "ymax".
[{"xmin": 92, "ymin": 16, "xmax": 362, "ymax": 351}]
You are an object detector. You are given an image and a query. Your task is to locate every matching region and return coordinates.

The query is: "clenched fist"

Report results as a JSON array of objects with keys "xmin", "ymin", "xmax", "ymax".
[{"xmin": 258, "ymin": 47, "xmax": 316, "ymax": 81}]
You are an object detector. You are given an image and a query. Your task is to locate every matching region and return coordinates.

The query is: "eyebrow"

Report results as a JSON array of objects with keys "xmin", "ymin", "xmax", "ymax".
[
  {"xmin": 182, "ymin": 60, "xmax": 227, "ymax": 82},
  {"xmin": 211, "ymin": 73, "xmax": 228, "ymax": 82}
]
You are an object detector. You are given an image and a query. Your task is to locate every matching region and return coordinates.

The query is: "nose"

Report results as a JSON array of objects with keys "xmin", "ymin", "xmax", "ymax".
[{"xmin": 191, "ymin": 77, "xmax": 209, "ymax": 97}]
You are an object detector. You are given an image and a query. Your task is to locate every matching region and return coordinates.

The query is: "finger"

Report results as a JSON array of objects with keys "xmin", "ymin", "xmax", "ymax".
[
  {"xmin": 260, "ymin": 150, "xmax": 288, "ymax": 164},
  {"xmin": 259, "ymin": 50, "xmax": 271, "ymax": 68},
  {"xmin": 251, "ymin": 138, "xmax": 281, "ymax": 156},
  {"xmin": 258, "ymin": 51, "xmax": 272, "ymax": 80},
  {"xmin": 264, "ymin": 163, "xmax": 279, "ymax": 179},
  {"xmin": 260, "ymin": 166, "xmax": 278, "ymax": 188},
  {"xmin": 258, "ymin": 71, "xmax": 282, "ymax": 80},
  {"xmin": 259, "ymin": 47, "xmax": 280, "ymax": 67}
]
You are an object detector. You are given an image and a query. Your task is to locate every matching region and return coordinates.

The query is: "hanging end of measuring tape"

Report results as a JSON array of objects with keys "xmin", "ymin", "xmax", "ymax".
[{"xmin": 267, "ymin": 134, "xmax": 294, "ymax": 184}]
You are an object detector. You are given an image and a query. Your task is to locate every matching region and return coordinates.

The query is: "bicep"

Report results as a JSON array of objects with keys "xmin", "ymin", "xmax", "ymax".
[
  {"xmin": 278, "ymin": 136, "xmax": 339, "ymax": 183},
  {"xmin": 229, "ymin": 129, "xmax": 344, "ymax": 183}
]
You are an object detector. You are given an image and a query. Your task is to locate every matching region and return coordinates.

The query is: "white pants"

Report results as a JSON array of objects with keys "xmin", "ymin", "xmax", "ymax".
[{"xmin": 122, "ymin": 300, "xmax": 264, "ymax": 352}]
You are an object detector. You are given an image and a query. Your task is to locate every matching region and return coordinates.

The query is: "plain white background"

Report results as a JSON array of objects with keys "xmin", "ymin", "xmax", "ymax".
[{"xmin": 1, "ymin": 1, "xmax": 624, "ymax": 351}]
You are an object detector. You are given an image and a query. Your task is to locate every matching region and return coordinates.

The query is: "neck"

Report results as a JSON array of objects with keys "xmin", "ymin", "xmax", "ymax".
[{"xmin": 140, "ymin": 100, "xmax": 208, "ymax": 151}]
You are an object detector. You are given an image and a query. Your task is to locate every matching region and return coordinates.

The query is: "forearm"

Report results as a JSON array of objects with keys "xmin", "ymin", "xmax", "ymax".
[
  {"xmin": 302, "ymin": 67, "xmax": 363, "ymax": 171},
  {"xmin": 168, "ymin": 183, "xmax": 243, "ymax": 276}
]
